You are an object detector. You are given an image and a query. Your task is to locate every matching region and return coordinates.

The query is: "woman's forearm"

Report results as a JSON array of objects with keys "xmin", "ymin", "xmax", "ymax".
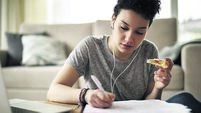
[
  {"xmin": 145, "ymin": 87, "xmax": 163, "ymax": 100},
  {"xmin": 47, "ymin": 83, "xmax": 81, "ymax": 104}
]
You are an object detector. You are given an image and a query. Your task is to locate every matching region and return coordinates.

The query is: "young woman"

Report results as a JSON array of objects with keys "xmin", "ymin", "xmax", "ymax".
[{"xmin": 47, "ymin": 0, "xmax": 201, "ymax": 112}]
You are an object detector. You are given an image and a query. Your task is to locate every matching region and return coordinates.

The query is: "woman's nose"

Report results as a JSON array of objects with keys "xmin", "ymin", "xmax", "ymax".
[{"xmin": 124, "ymin": 31, "xmax": 133, "ymax": 42}]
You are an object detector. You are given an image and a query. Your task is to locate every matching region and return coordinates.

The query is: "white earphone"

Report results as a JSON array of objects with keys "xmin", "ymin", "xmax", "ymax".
[{"xmin": 110, "ymin": 45, "xmax": 141, "ymax": 93}]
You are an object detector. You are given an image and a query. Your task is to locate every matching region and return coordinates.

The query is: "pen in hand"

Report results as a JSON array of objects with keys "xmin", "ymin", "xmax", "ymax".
[
  {"xmin": 90, "ymin": 75, "xmax": 115, "ymax": 108},
  {"xmin": 91, "ymin": 75, "xmax": 105, "ymax": 91}
]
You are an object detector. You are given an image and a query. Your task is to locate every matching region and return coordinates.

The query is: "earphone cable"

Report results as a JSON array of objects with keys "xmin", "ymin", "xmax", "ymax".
[{"xmin": 110, "ymin": 45, "xmax": 141, "ymax": 93}]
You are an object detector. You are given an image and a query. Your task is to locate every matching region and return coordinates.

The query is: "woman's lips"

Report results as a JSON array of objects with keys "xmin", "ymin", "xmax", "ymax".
[{"xmin": 121, "ymin": 44, "xmax": 133, "ymax": 49}]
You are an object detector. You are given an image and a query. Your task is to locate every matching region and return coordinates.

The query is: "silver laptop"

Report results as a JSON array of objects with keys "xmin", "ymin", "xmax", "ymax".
[
  {"xmin": 0, "ymin": 68, "xmax": 72, "ymax": 113},
  {"xmin": 0, "ymin": 67, "xmax": 12, "ymax": 113}
]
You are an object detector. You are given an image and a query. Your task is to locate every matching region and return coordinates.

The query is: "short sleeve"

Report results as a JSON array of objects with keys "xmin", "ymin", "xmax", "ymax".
[{"xmin": 65, "ymin": 37, "xmax": 91, "ymax": 76}]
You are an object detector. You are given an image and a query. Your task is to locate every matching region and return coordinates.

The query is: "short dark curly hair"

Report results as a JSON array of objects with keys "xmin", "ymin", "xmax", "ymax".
[{"xmin": 113, "ymin": 0, "xmax": 161, "ymax": 27}]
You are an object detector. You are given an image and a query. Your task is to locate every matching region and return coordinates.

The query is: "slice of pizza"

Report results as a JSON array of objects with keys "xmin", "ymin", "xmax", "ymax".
[{"xmin": 147, "ymin": 59, "xmax": 168, "ymax": 68}]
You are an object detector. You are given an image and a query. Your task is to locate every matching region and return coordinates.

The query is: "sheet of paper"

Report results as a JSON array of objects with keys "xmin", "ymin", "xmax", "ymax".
[{"xmin": 83, "ymin": 100, "xmax": 191, "ymax": 113}]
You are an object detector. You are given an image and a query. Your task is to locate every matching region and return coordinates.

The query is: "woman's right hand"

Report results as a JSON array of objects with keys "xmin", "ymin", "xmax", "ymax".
[{"xmin": 85, "ymin": 89, "xmax": 115, "ymax": 108}]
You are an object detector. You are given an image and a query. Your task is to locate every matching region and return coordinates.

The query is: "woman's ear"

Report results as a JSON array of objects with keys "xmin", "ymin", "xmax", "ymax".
[{"xmin": 111, "ymin": 14, "xmax": 116, "ymax": 29}]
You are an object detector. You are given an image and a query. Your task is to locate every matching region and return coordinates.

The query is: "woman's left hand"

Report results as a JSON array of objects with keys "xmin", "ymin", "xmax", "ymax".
[{"xmin": 154, "ymin": 58, "xmax": 174, "ymax": 90}]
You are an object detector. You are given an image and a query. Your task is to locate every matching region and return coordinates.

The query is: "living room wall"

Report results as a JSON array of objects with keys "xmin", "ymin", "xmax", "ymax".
[{"xmin": 23, "ymin": 0, "xmax": 47, "ymax": 24}]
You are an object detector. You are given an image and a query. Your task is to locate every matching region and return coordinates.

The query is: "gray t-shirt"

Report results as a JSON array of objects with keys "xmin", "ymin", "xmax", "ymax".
[{"xmin": 66, "ymin": 35, "xmax": 158, "ymax": 101}]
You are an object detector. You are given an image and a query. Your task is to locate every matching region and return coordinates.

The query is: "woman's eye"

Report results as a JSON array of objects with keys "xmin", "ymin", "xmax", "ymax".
[
  {"xmin": 135, "ymin": 31, "xmax": 143, "ymax": 35},
  {"xmin": 120, "ymin": 26, "xmax": 129, "ymax": 31}
]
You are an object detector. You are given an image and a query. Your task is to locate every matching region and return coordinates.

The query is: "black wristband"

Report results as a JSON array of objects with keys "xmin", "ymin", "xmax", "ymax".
[
  {"xmin": 79, "ymin": 88, "xmax": 85, "ymax": 105},
  {"xmin": 79, "ymin": 88, "xmax": 89, "ymax": 106}
]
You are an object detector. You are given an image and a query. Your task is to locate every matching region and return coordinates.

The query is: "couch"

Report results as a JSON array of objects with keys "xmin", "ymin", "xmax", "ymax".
[
  {"xmin": 181, "ymin": 43, "xmax": 201, "ymax": 100},
  {"xmin": 1, "ymin": 18, "xmax": 199, "ymax": 101}
]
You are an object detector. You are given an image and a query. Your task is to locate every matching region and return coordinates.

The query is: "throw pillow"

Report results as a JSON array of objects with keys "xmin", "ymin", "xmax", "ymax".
[
  {"xmin": 5, "ymin": 32, "xmax": 23, "ymax": 66},
  {"xmin": 5, "ymin": 32, "xmax": 49, "ymax": 66},
  {"xmin": 22, "ymin": 35, "xmax": 67, "ymax": 66}
]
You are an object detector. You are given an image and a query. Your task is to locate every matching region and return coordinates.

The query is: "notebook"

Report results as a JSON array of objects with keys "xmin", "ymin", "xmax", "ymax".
[
  {"xmin": 0, "ymin": 67, "xmax": 72, "ymax": 113},
  {"xmin": 83, "ymin": 98, "xmax": 191, "ymax": 113}
]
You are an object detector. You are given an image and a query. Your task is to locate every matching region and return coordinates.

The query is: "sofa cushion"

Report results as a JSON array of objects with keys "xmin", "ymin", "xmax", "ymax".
[
  {"xmin": 21, "ymin": 35, "xmax": 67, "ymax": 66},
  {"xmin": 146, "ymin": 18, "xmax": 177, "ymax": 51},
  {"xmin": 5, "ymin": 32, "xmax": 49, "ymax": 66},
  {"xmin": 3, "ymin": 66, "xmax": 80, "ymax": 89},
  {"xmin": 20, "ymin": 23, "xmax": 92, "ymax": 52},
  {"xmin": 182, "ymin": 44, "xmax": 201, "ymax": 100},
  {"xmin": 159, "ymin": 38, "xmax": 201, "ymax": 65},
  {"xmin": 3, "ymin": 66, "xmax": 61, "ymax": 89},
  {"xmin": 5, "ymin": 32, "xmax": 23, "ymax": 66},
  {"xmin": 165, "ymin": 65, "xmax": 184, "ymax": 90},
  {"xmin": 162, "ymin": 90, "xmax": 182, "ymax": 100},
  {"xmin": 92, "ymin": 20, "xmax": 111, "ymax": 36}
]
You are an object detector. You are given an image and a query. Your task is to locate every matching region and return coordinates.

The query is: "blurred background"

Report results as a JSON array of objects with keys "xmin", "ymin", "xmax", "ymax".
[
  {"xmin": 1, "ymin": 0, "xmax": 201, "ymax": 102},
  {"xmin": 0, "ymin": 0, "xmax": 201, "ymax": 48}
]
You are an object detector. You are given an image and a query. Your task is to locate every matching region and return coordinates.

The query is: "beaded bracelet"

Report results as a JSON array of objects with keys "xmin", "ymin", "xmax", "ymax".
[{"xmin": 79, "ymin": 88, "xmax": 89, "ymax": 106}]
